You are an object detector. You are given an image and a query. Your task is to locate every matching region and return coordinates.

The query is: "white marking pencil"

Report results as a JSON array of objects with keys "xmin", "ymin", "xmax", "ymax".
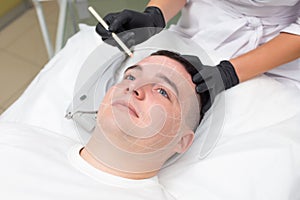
[{"xmin": 88, "ymin": 6, "xmax": 133, "ymax": 57}]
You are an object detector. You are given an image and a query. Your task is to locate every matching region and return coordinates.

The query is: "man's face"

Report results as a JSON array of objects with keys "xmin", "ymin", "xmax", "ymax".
[{"xmin": 96, "ymin": 55, "xmax": 200, "ymax": 154}]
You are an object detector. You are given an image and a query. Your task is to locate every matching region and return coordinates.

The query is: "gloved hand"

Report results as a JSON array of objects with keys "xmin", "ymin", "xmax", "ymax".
[
  {"xmin": 96, "ymin": 6, "xmax": 166, "ymax": 49},
  {"xmin": 181, "ymin": 55, "xmax": 239, "ymax": 115},
  {"xmin": 193, "ymin": 61, "xmax": 239, "ymax": 114}
]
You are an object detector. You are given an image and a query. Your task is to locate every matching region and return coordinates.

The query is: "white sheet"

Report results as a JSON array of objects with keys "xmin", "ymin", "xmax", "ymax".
[{"xmin": 1, "ymin": 24, "xmax": 300, "ymax": 200}]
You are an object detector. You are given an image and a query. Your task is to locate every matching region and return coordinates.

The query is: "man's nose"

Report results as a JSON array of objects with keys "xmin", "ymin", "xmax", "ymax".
[
  {"xmin": 133, "ymin": 87, "xmax": 146, "ymax": 100},
  {"xmin": 126, "ymin": 85, "xmax": 146, "ymax": 100}
]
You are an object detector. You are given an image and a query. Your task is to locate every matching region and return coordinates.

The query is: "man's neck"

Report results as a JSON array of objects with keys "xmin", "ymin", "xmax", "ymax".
[{"xmin": 80, "ymin": 147, "xmax": 158, "ymax": 180}]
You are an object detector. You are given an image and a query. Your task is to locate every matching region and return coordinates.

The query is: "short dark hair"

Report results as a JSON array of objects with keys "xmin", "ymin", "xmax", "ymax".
[
  {"xmin": 150, "ymin": 50, "xmax": 204, "ymax": 123},
  {"xmin": 151, "ymin": 50, "xmax": 199, "ymax": 78}
]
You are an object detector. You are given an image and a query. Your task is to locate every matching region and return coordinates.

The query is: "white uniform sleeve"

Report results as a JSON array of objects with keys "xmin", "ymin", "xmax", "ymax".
[{"xmin": 281, "ymin": 16, "xmax": 300, "ymax": 35}]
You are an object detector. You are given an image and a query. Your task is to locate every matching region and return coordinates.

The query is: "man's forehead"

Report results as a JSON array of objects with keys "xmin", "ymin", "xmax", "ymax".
[
  {"xmin": 135, "ymin": 55, "xmax": 195, "ymax": 86},
  {"xmin": 138, "ymin": 55, "xmax": 180, "ymax": 67}
]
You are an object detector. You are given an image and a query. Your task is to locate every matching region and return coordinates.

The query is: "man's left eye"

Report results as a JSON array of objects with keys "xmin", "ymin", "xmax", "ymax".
[
  {"xmin": 157, "ymin": 88, "xmax": 169, "ymax": 99},
  {"xmin": 124, "ymin": 74, "xmax": 135, "ymax": 81}
]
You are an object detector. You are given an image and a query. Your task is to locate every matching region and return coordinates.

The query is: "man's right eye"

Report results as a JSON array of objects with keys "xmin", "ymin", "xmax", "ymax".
[{"xmin": 124, "ymin": 74, "xmax": 136, "ymax": 81}]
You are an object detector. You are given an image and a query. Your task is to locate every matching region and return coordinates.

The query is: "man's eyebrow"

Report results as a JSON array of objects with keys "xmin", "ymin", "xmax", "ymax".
[
  {"xmin": 157, "ymin": 74, "xmax": 179, "ymax": 96},
  {"xmin": 125, "ymin": 65, "xmax": 142, "ymax": 72}
]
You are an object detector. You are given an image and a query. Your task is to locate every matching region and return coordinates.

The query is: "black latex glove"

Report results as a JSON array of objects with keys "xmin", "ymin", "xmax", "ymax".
[
  {"xmin": 96, "ymin": 6, "xmax": 165, "ymax": 49},
  {"xmin": 182, "ymin": 55, "xmax": 239, "ymax": 115},
  {"xmin": 194, "ymin": 61, "xmax": 239, "ymax": 114}
]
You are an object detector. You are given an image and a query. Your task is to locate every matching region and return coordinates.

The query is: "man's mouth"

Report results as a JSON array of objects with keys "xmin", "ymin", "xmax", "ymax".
[{"xmin": 112, "ymin": 101, "xmax": 139, "ymax": 118}]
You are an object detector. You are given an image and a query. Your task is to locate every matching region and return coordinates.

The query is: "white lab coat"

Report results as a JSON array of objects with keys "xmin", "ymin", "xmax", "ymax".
[{"xmin": 169, "ymin": 0, "xmax": 300, "ymax": 85}]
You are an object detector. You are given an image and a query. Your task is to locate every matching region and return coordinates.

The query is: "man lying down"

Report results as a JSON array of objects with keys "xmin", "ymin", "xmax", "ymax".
[{"xmin": 0, "ymin": 50, "xmax": 202, "ymax": 199}]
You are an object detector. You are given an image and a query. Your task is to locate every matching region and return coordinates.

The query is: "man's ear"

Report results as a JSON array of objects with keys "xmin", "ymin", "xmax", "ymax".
[{"xmin": 174, "ymin": 130, "xmax": 195, "ymax": 154}]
